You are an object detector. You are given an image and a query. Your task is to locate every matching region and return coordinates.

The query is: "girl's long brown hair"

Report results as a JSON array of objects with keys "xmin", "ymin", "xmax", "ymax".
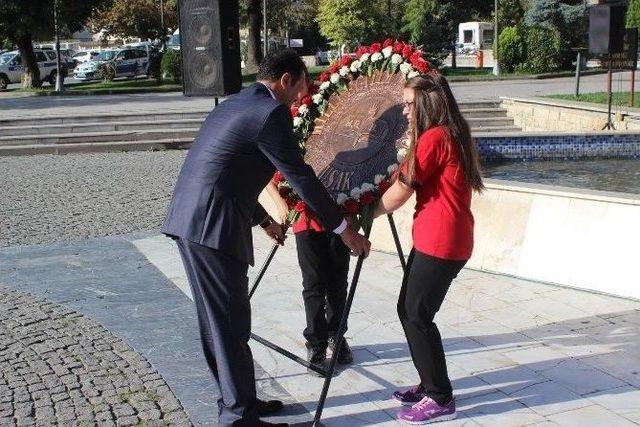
[{"xmin": 404, "ymin": 73, "xmax": 484, "ymax": 192}]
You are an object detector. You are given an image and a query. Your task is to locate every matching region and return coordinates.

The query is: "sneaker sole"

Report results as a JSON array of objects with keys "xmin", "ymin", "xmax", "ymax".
[{"xmin": 397, "ymin": 412, "xmax": 457, "ymax": 425}]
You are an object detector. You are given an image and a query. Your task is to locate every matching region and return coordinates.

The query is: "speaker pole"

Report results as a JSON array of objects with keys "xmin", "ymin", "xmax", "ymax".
[
  {"xmin": 214, "ymin": 98, "xmax": 219, "ymax": 107},
  {"xmin": 631, "ymin": 67, "xmax": 636, "ymax": 107},
  {"xmin": 603, "ymin": 53, "xmax": 614, "ymax": 130}
]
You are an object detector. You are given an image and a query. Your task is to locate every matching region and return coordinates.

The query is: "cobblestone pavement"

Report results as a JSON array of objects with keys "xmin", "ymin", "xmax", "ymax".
[
  {"xmin": 0, "ymin": 287, "xmax": 190, "ymax": 426},
  {"xmin": 0, "ymin": 151, "xmax": 186, "ymax": 247}
]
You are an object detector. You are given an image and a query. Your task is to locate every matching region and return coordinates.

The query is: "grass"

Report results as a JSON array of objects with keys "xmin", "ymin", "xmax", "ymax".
[
  {"xmin": 14, "ymin": 77, "xmax": 181, "ymax": 94},
  {"xmin": 546, "ymin": 92, "xmax": 640, "ymax": 108}
]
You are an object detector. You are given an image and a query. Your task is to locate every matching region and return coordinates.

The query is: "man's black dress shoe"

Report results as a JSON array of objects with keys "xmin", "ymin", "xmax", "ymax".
[{"xmin": 256, "ymin": 399, "xmax": 284, "ymax": 416}]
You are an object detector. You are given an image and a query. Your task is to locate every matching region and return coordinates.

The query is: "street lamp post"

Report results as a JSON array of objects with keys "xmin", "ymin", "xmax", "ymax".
[
  {"xmin": 53, "ymin": 0, "xmax": 64, "ymax": 92},
  {"xmin": 160, "ymin": 0, "xmax": 166, "ymax": 49},
  {"xmin": 493, "ymin": 0, "xmax": 500, "ymax": 76},
  {"xmin": 263, "ymin": 0, "xmax": 268, "ymax": 57}
]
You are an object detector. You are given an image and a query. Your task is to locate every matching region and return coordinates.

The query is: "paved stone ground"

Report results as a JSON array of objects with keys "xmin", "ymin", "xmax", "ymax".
[
  {"xmin": 139, "ymin": 232, "xmax": 640, "ymax": 426},
  {"xmin": 0, "ymin": 151, "xmax": 186, "ymax": 247},
  {"xmin": 0, "ymin": 287, "xmax": 188, "ymax": 426}
]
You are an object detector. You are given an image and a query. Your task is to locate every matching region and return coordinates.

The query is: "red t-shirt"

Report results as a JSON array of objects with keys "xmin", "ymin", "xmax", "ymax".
[{"xmin": 409, "ymin": 126, "xmax": 474, "ymax": 260}]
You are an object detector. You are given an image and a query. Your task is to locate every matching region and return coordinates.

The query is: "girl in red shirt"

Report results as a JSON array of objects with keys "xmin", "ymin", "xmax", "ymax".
[{"xmin": 374, "ymin": 73, "xmax": 484, "ymax": 424}]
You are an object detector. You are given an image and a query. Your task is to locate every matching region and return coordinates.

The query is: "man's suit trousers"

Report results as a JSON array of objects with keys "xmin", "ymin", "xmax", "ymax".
[{"xmin": 176, "ymin": 237, "xmax": 258, "ymax": 426}]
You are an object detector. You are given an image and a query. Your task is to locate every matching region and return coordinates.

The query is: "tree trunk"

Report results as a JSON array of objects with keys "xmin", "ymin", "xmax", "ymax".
[
  {"xmin": 451, "ymin": 43, "xmax": 457, "ymax": 69},
  {"xmin": 16, "ymin": 34, "xmax": 41, "ymax": 88},
  {"xmin": 246, "ymin": 0, "xmax": 263, "ymax": 73}
]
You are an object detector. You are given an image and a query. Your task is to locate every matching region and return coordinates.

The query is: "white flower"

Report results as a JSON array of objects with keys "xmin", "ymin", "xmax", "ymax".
[
  {"xmin": 350, "ymin": 187, "xmax": 362, "ymax": 200},
  {"xmin": 319, "ymin": 81, "xmax": 331, "ymax": 92},
  {"xmin": 374, "ymin": 174, "xmax": 386, "ymax": 185},
  {"xmin": 399, "ymin": 62, "xmax": 413, "ymax": 74},
  {"xmin": 391, "ymin": 53, "xmax": 403, "ymax": 64},
  {"xmin": 360, "ymin": 53, "xmax": 370, "ymax": 62},
  {"xmin": 339, "ymin": 66, "xmax": 349, "ymax": 77},
  {"xmin": 312, "ymin": 93, "xmax": 324, "ymax": 105},
  {"xmin": 361, "ymin": 183, "xmax": 375, "ymax": 192},
  {"xmin": 349, "ymin": 60, "xmax": 362, "ymax": 73},
  {"xmin": 397, "ymin": 148, "xmax": 408, "ymax": 162},
  {"xmin": 387, "ymin": 164, "xmax": 399, "ymax": 174},
  {"xmin": 330, "ymin": 73, "xmax": 340, "ymax": 84},
  {"xmin": 336, "ymin": 193, "xmax": 348, "ymax": 205},
  {"xmin": 298, "ymin": 104, "xmax": 309, "ymax": 115},
  {"xmin": 371, "ymin": 52, "xmax": 383, "ymax": 62},
  {"xmin": 382, "ymin": 46, "xmax": 394, "ymax": 58},
  {"xmin": 293, "ymin": 116, "xmax": 303, "ymax": 127},
  {"xmin": 407, "ymin": 71, "xmax": 420, "ymax": 79}
]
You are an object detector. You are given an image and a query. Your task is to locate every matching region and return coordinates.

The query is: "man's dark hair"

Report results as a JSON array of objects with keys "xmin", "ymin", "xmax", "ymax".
[{"xmin": 257, "ymin": 49, "xmax": 309, "ymax": 83}]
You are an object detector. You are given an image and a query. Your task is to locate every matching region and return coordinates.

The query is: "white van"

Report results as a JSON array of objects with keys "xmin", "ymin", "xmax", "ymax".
[{"xmin": 0, "ymin": 49, "xmax": 67, "ymax": 89}]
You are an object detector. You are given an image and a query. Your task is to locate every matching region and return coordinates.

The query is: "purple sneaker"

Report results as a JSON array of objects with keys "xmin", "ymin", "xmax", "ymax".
[
  {"xmin": 392, "ymin": 385, "xmax": 426, "ymax": 406},
  {"xmin": 397, "ymin": 396, "xmax": 456, "ymax": 425}
]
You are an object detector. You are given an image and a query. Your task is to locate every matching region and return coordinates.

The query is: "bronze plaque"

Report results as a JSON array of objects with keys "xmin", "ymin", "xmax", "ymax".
[{"xmin": 305, "ymin": 71, "xmax": 408, "ymax": 197}]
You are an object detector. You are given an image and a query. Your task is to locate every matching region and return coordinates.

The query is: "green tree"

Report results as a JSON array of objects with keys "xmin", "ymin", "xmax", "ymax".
[
  {"xmin": 627, "ymin": 0, "xmax": 640, "ymax": 28},
  {"xmin": 316, "ymin": 0, "xmax": 386, "ymax": 48},
  {"xmin": 0, "ymin": 0, "xmax": 108, "ymax": 88},
  {"xmin": 498, "ymin": 0, "xmax": 524, "ymax": 29},
  {"xmin": 498, "ymin": 25, "xmax": 525, "ymax": 72},
  {"xmin": 89, "ymin": 0, "xmax": 176, "ymax": 41},
  {"xmin": 522, "ymin": 25, "xmax": 561, "ymax": 73}
]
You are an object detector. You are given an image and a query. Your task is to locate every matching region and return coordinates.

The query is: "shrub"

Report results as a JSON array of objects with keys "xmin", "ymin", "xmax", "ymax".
[
  {"xmin": 498, "ymin": 26, "xmax": 526, "ymax": 73},
  {"xmin": 522, "ymin": 26, "xmax": 562, "ymax": 74},
  {"xmin": 147, "ymin": 52, "xmax": 163, "ymax": 83},
  {"xmin": 160, "ymin": 49, "xmax": 182, "ymax": 84}
]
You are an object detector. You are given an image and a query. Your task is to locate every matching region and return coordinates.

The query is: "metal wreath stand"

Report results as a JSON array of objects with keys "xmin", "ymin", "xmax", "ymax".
[{"xmin": 249, "ymin": 213, "xmax": 408, "ymax": 426}]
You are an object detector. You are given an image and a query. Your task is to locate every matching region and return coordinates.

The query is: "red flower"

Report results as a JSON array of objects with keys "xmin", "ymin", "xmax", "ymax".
[
  {"xmin": 370, "ymin": 43, "xmax": 382, "ymax": 53},
  {"xmin": 344, "ymin": 199, "xmax": 359, "ymax": 215},
  {"xmin": 290, "ymin": 105, "xmax": 299, "ymax": 117},
  {"xmin": 319, "ymin": 71, "xmax": 331, "ymax": 82},
  {"xmin": 340, "ymin": 55, "xmax": 352, "ymax": 67},
  {"xmin": 410, "ymin": 50, "xmax": 423, "ymax": 63},
  {"xmin": 300, "ymin": 95, "xmax": 313, "ymax": 106},
  {"xmin": 327, "ymin": 63, "xmax": 340, "ymax": 74},
  {"xmin": 412, "ymin": 57, "xmax": 429, "ymax": 73},
  {"xmin": 355, "ymin": 46, "xmax": 369, "ymax": 57},
  {"xmin": 378, "ymin": 179, "xmax": 391, "ymax": 194},
  {"xmin": 273, "ymin": 171, "xmax": 284, "ymax": 184},
  {"xmin": 383, "ymin": 38, "xmax": 394, "ymax": 48},
  {"xmin": 308, "ymin": 83, "xmax": 319, "ymax": 95},
  {"xmin": 360, "ymin": 191, "xmax": 376, "ymax": 206},
  {"xmin": 392, "ymin": 41, "xmax": 404, "ymax": 53},
  {"xmin": 401, "ymin": 44, "xmax": 414, "ymax": 59},
  {"xmin": 294, "ymin": 201, "xmax": 307, "ymax": 213}
]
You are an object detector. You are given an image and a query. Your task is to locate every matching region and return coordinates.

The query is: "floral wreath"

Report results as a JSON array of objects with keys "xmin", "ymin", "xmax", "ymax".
[{"xmin": 273, "ymin": 38, "xmax": 435, "ymax": 226}]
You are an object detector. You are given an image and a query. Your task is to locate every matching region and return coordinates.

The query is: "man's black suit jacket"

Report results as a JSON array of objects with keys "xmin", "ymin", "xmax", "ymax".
[{"xmin": 162, "ymin": 83, "xmax": 343, "ymax": 265}]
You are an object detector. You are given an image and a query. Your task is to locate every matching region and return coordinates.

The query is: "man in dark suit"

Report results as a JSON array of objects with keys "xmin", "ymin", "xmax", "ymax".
[{"xmin": 162, "ymin": 50, "xmax": 371, "ymax": 427}]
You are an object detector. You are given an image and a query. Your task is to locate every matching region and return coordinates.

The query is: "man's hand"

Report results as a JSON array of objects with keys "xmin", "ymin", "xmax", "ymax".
[
  {"xmin": 340, "ymin": 226, "xmax": 371, "ymax": 258},
  {"xmin": 263, "ymin": 222, "xmax": 286, "ymax": 245}
]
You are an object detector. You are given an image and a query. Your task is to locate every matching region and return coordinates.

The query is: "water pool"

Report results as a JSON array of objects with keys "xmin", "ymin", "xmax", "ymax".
[{"xmin": 483, "ymin": 159, "xmax": 640, "ymax": 195}]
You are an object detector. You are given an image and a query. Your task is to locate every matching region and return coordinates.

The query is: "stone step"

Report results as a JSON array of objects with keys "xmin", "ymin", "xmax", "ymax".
[
  {"xmin": 0, "ymin": 111, "xmax": 209, "ymax": 128},
  {"xmin": 459, "ymin": 108, "xmax": 508, "ymax": 118},
  {"xmin": 0, "ymin": 119, "xmax": 204, "ymax": 137},
  {"xmin": 457, "ymin": 101, "xmax": 501, "ymax": 109},
  {"xmin": 0, "ymin": 129, "xmax": 198, "ymax": 147},
  {"xmin": 466, "ymin": 117, "xmax": 514, "ymax": 127},
  {"xmin": 0, "ymin": 138, "xmax": 194, "ymax": 156}
]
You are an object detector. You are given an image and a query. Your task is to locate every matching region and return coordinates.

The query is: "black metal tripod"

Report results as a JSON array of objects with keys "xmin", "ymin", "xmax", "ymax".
[{"xmin": 249, "ymin": 214, "xmax": 407, "ymax": 425}]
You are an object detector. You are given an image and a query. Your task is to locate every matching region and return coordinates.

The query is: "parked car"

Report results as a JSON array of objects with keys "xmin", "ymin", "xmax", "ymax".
[
  {"xmin": 73, "ymin": 48, "xmax": 150, "ymax": 81},
  {"xmin": 72, "ymin": 50, "xmax": 100, "ymax": 64},
  {"xmin": 0, "ymin": 49, "xmax": 68, "ymax": 89}
]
